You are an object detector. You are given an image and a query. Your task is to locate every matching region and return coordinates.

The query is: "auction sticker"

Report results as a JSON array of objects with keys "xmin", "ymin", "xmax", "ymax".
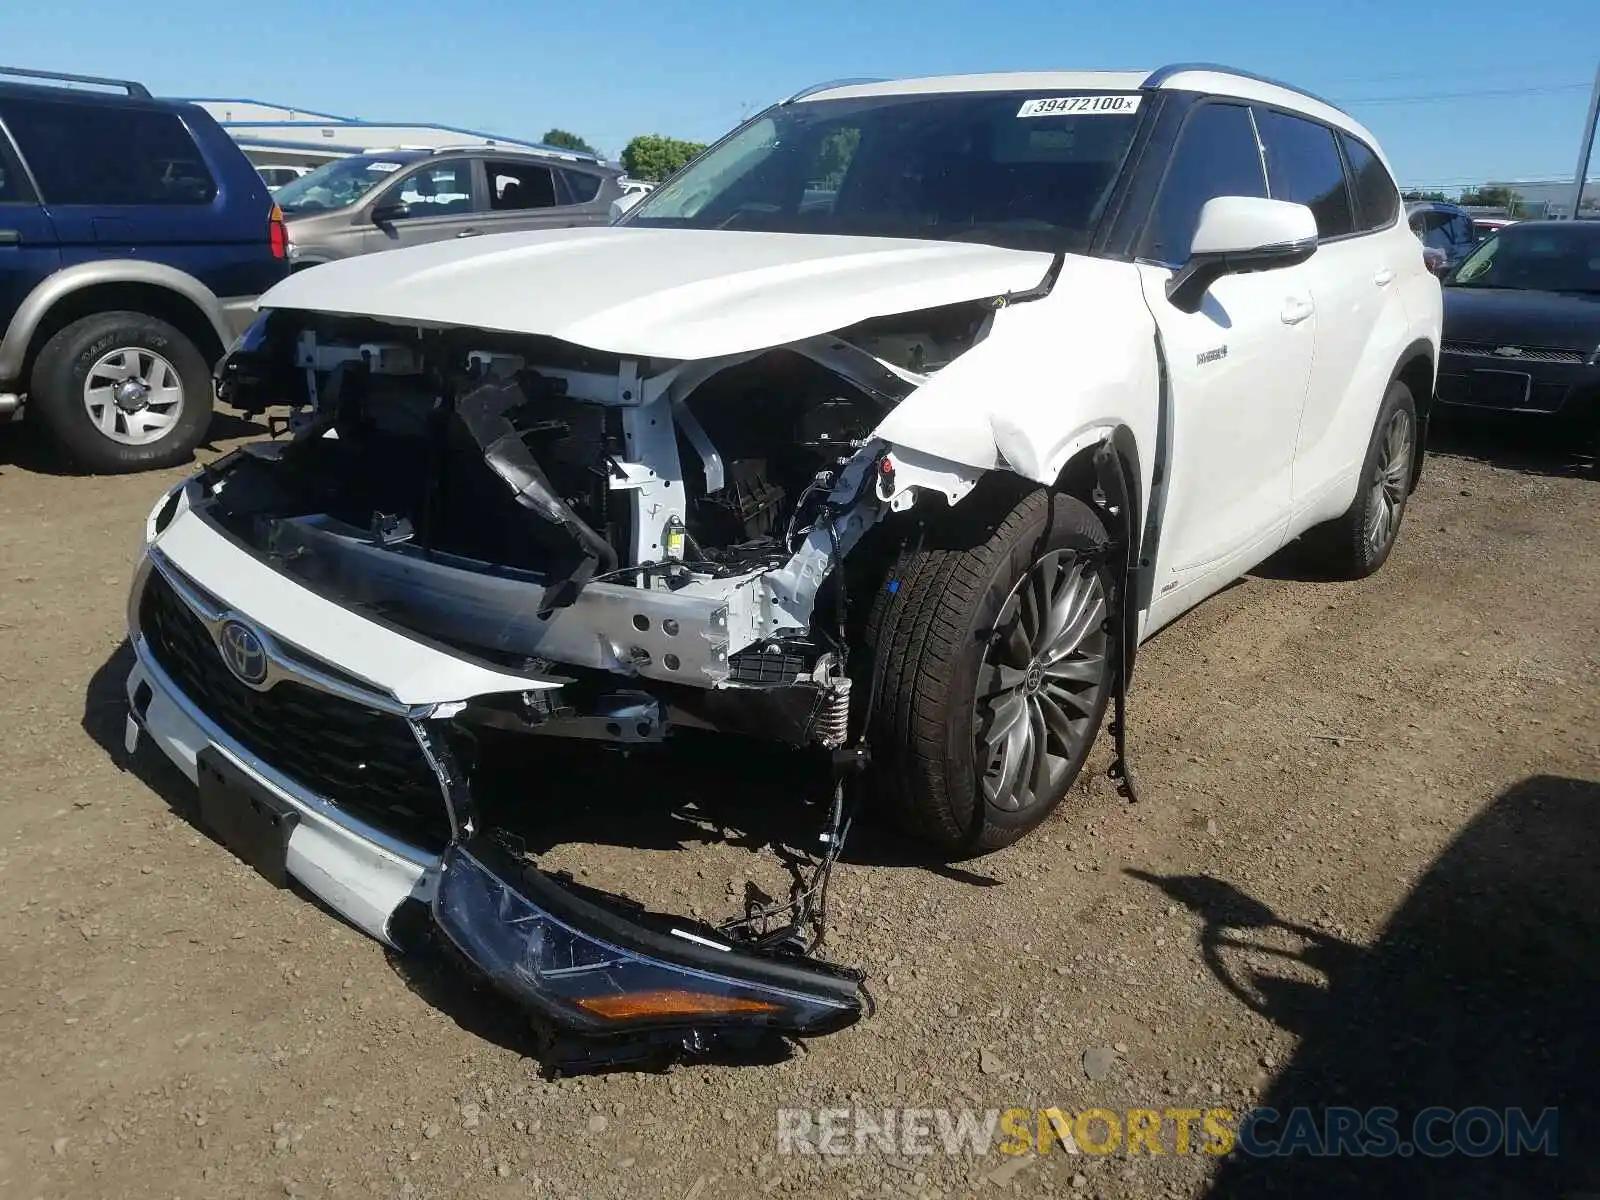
[{"xmin": 1017, "ymin": 95, "xmax": 1142, "ymax": 118}]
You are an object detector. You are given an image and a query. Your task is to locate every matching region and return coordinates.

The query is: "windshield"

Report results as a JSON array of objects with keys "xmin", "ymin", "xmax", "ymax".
[
  {"xmin": 1451, "ymin": 223, "xmax": 1600, "ymax": 294},
  {"xmin": 275, "ymin": 152, "xmax": 427, "ymax": 214},
  {"xmin": 625, "ymin": 91, "xmax": 1147, "ymax": 252}
]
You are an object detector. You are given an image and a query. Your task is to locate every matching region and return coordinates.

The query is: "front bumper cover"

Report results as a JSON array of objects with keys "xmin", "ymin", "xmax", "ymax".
[{"xmin": 126, "ymin": 588, "xmax": 866, "ymax": 1054}]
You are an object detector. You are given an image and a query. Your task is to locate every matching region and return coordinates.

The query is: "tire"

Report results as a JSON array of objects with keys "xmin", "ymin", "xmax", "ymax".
[
  {"xmin": 863, "ymin": 483, "xmax": 1116, "ymax": 856},
  {"xmin": 28, "ymin": 311, "xmax": 213, "ymax": 474},
  {"xmin": 1303, "ymin": 379, "xmax": 1418, "ymax": 579}
]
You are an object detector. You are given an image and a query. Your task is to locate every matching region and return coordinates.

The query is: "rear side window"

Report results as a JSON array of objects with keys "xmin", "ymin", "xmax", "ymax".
[
  {"xmin": 560, "ymin": 169, "xmax": 601, "ymax": 203},
  {"xmin": 486, "ymin": 161, "xmax": 557, "ymax": 210},
  {"xmin": 0, "ymin": 97, "xmax": 216, "ymax": 205},
  {"xmin": 1340, "ymin": 134, "xmax": 1399, "ymax": 231},
  {"xmin": 1254, "ymin": 110, "xmax": 1354, "ymax": 239},
  {"xmin": 1141, "ymin": 103, "xmax": 1267, "ymax": 264}
]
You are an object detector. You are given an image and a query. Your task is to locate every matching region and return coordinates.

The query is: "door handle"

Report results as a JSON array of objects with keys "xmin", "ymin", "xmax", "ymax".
[
  {"xmin": 1280, "ymin": 297, "xmax": 1314, "ymax": 325},
  {"xmin": 455, "ymin": 228, "xmax": 481, "ymax": 238},
  {"xmin": 1373, "ymin": 268, "xmax": 1396, "ymax": 287},
  {"xmin": 0, "ymin": 229, "xmax": 20, "ymax": 246}
]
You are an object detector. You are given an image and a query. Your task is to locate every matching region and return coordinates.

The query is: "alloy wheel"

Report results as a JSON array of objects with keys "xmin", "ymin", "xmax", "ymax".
[
  {"xmin": 974, "ymin": 551, "xmax": 1110, "ymax": 812},
  {"xmin": 1364, "ymin": 408, "xmax": 1414, "ymax": 557}
]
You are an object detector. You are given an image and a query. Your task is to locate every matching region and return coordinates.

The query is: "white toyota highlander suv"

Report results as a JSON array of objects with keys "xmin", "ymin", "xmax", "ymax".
[{"xmin": 122, "ymin": 65, "xmax": 1440, "ymax": 1053}]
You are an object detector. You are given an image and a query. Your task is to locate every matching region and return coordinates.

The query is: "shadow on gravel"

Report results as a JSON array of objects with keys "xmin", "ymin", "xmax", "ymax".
[
  {"xmin": 1133, "ymin": 774, "xmax": 1600, "ymax": 1198},
  {"xmin": 0, "ymin": 408, "xmax": 268, "ymax": 476},
  {"xmin": 1427, "ymin": 407, "xmax": 1597, "ymax": 481},
  {"xmin": 82, "ymin": 640, "xmax": 196, "ymax": 811}
]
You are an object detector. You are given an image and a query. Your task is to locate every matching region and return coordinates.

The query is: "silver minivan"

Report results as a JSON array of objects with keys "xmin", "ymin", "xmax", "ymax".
[{"xmin": 276, "ymin": 144, "xmax": 623, "ymax": 269}]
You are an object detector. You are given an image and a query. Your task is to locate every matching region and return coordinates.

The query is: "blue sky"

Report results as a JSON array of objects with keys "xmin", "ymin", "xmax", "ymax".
[{"xmin": 9, "ymin": 0, "xmax": 1597, "ymax": 189}]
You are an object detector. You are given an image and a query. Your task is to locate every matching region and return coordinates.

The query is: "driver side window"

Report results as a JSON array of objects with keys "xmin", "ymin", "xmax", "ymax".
[
  {"xmin": 387, "ymin": 163, "xmax": 473, "ymax": 218},
  {"xmin": 1143, "ymin": 103, "xmax": 1267, "ymax": 265}
]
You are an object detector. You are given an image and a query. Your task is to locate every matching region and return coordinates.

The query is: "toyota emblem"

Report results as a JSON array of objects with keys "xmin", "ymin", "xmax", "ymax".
[{"xmin": 218, "ymin": 620, "xmax": 269, "ymax": 686}]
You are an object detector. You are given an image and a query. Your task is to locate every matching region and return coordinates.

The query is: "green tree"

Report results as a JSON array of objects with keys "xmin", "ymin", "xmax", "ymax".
[
  {"xmin": 1458, "ymin": 185, "xmax": 1517, "ymax": 209},
  {"xmin": 541, "ymin": 129, "xmax": 597, "ymax": 155},
  {"xmin": 1401, "ymin": 190, "xmax": 1449, "ymax": 202},
  {"xmin": 621, "ymin": 134, "xmax": 709, "ymax": 182}
]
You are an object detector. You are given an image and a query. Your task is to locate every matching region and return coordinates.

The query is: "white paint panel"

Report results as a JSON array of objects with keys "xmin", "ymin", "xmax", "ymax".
[
  {"xmin": 152, "ymin": 506, "xmax": 560, "ymax": 706},
  {"xmin": 255, "ymin": 227, "xmax": 1055, "ymax": 361}
]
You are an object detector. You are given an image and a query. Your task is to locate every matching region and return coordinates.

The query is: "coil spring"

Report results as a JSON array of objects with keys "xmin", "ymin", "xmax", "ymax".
[{"xmin": 815, "ymin": 676, "xmax": 852, "ymax": 750}]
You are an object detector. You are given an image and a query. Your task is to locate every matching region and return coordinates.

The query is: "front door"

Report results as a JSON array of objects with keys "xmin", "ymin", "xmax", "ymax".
[
  {"xmin": 363, "ymin": 159, "xmax": 481, "ymax": 254},
  {"xmin": 1134, "ymin": 101, "xmax": 1316, "ymax": 620},
  {"xmin": 0, "ymin": 131, "xmax": 61, "ymax": 334}
]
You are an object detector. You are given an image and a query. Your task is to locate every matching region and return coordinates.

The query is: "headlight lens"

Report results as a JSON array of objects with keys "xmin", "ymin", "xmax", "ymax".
[{"xmin": 433, "ymin": 843, "xmax": 862, "ymax": 1036}]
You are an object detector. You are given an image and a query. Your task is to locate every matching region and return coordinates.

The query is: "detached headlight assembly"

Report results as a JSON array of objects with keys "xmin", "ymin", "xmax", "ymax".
[{"xmin": 433, "ymin": 839, "xmax": 864, "ymax": 1039}]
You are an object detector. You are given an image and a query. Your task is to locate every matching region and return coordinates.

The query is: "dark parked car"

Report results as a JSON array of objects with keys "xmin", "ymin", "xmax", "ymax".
[
  {"xmin": 1437, "ymin": 220, "xmax": 1600, "ymax": 437},
  {"xmin": 0, "ymin": 66, "xmax": 288, "ymax": 472},
  {"xmin": 276, "ymin": 144, "xmax": 624, "ymax": 269},
  {"xmin": 1407, "ymin": 200, "xmax": 1480, "ymax": 274}
]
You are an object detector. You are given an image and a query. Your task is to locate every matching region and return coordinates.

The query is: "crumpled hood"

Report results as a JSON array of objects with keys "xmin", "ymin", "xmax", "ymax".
[{"xmin": 257, "ymin": 226, "xmax": 1055, "ymax": 360}]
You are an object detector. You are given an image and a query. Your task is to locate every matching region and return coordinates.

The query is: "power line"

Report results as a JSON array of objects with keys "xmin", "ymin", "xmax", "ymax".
[
  {"xmin": 1333, "ymin": 82, "xmax": 1591, "ymax": 105},
  {"xmin": 1310, "ymin": 58, "xmax": 1595, "ymax": 87}
]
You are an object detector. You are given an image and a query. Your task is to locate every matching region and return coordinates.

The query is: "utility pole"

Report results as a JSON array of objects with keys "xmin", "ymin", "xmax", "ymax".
[{"xmin": 1570, "ymin": 59, "xmax": 1600, "ymax": 219}]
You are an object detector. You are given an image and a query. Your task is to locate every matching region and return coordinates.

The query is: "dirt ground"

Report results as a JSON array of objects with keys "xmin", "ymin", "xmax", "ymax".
[{"xmin": 0, "ymin": 412, "xmax": 1595, "ymax": 1200}]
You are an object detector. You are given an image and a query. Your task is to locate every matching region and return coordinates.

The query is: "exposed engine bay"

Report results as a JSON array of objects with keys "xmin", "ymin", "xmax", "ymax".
[
  {"xmin": 121, "ymin": 234, "xmax": 1153, "ymax": 1068},
  {"xmin": 210, "ymin": 301, "xmax": 993, "ymax": 752}
]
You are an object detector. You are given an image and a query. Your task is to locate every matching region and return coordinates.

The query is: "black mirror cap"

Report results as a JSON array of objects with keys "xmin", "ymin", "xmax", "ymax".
[
  {"xmin": 370, "ymin": 202, "xmax": 409, "ymax": 225},
  {"xmin": 1166, "ymin": 237, "xmax": 1318, "ymax": 314}
]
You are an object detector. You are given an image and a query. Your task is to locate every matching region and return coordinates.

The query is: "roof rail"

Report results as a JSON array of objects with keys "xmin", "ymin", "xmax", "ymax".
[
  {"xmin": 1141, "ymin": 63, "xmax": 1338, "ymax": 110},
  {"xmin": 429, "ymin": 142, "xmax": 599, "ymax": 162},
  {"xmin": 782, "ymin": 77, "xmax": 888, "ymax": 104},
  {"xmin": 0, "ymin": 64, "xmax": 151, "ymax": 98}
]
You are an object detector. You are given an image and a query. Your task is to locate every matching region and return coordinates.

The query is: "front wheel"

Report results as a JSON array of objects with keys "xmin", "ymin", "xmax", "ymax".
[
  {"xmin": 864, "ymin": 485, "xmax": 1116, "ymax": 855},
  {"xmin": 1303, "ymin": 380, "xmax": 1418, "ymax": 579}
]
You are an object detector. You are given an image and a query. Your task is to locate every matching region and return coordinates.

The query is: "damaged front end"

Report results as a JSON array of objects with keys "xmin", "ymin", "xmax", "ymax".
[{"xmin": 133, "ymin": 288, "xmax": 1015, "ymax": 1062}]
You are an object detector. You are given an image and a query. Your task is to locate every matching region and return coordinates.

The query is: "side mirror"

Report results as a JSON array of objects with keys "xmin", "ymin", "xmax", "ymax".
[
  {"xmin": 370, "ymin": 202, "xmax": 410, "ymax": 225},
  {"xmin": 609, "ymin": 191, "xmax": 645, "ymax": 224},
  {"xmin": 1167, "ymin": 196, "xmax": 1319, "ymax": 313}
]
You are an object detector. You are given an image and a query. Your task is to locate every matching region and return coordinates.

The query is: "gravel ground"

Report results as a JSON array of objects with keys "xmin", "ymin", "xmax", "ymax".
[{"xmin": 0, "ymin": 413, "xmax": 1595, "ymax": 1200}]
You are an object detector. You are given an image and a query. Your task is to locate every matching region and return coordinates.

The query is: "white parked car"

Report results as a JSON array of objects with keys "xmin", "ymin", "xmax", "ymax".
[
  {"xmin": 256, "ymin": 164, "xmax": 310, "ymax": 192},
  {"xmin": 123, "ymin": 65, "xmax": 1440, "ymax": 1052}
]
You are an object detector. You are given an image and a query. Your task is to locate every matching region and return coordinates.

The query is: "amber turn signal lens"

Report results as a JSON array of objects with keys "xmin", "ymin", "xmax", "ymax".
[{"xmin": 575, "ymin": 990, "xmax": 782, "ymax": 1020}]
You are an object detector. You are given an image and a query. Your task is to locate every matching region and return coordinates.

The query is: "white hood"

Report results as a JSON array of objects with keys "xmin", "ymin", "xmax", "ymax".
[{"xmin": 258, "ymin": 226, "xmax": 1055, "ymax": 360}]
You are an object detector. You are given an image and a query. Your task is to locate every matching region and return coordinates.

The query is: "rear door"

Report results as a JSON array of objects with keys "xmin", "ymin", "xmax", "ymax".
[
  {"xmin": 1136, "ymin": 100, "xmax": 1316, "ymax": 599},
  {"xmin": 0, "ymin": 93, "xmax": 269, "ymax": 300},
  {"xmin": 362, "ymin": 158, "xmax": 481, "ymax": 253},
  {"xmin": 473, "ymin": 159, "xmax": 604, "ymax": 234},
  {"xmin": 0, "ymin": 121, "xmax": 61, "ymax": 340},
  {"xmin": 1253, "ymin": 111, "xmax": 1408, "ymax": 518}
]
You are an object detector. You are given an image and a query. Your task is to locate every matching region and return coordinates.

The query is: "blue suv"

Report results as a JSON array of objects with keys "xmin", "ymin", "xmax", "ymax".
[{"xmin": 0, "ymin": 66, "xmax": 288, "ymax": 472}]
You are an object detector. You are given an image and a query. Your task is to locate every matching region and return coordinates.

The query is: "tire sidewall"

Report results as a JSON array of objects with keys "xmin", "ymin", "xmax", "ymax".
[
  {"xmin": 939, "ymin": 494, "xmax": 1115, "ymax": 849},
  {"xmin": 31, "ymin": 312, "xmax": 213, "ymax": 474}
]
